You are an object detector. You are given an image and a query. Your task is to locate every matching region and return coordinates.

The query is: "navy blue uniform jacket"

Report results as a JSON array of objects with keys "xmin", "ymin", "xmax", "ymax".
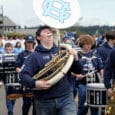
[
  {"xmin": 19, "ymin": 43, "xmax": 82, "ymax": 100},
  {"xmin": 77, "ymin": 51, "xmax": 103, "ymax": 85},
  {"xmin": 15, "ymin": 50, "xmax": 32, "ymax": 68},
  {"xmin": 96, "ymin": 42, "xmax": 113, "ymax": 66},
  {"xmin": 104, "ymin": 48, "xmax": 115, "ymax": 89}
]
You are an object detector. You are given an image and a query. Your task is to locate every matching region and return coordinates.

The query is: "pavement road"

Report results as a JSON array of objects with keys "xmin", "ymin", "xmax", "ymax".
[{"xmin": 0, "ymin": 85, "xmax": 32, "ymax": 115}]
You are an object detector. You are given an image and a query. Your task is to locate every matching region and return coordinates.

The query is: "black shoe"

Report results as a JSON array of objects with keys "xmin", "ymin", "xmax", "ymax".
[{"xmin": 8, "ymin": 112, "xmax": 13, "ymax": 115}]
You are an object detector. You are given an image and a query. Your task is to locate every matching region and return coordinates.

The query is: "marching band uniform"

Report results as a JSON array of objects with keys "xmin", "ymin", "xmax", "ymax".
[
  {"xmin": 75, "ymin": 35, "xmax": 103, "ymax": 115},
  {"xmin": 96, "ymin": 31, "xmax": 115, "ymax": 67},
  {"xmin": 3, "ymin": 43, "xmax": 16, "ymax": 115},
  {"xmin": 19, "ymin": 25, "xmax": 82, "ymax": 115},
  {"xmin": 96, "ymin": 42, "xmax": 114, "ymax": 67},
  {"xmin": 104, "ymin": 48, "xmax": 115, "ymax": 115},
  {"xmin": 77, "ymin": 51, "xmax": 103, "ymax": 115},
  {"xmin": 104, "ymin": 48, "xmax": 115, "ymax": 94},
  {"xmin": 96, "ymin": 31, "xmax": 115, "ymax": 114},
  {"xmin": 15, "ymin": 35, "xmax": 35, "ymax": 115}
]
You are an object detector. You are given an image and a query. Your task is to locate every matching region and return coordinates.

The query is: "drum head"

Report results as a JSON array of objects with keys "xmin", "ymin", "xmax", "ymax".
[
  {"xmin": 5, "ymin": 83, "xmax": 21, "ymax": 86},
  {"xmin": 87, "ymin": 83, "xmax": 105, "ymax": 90}
]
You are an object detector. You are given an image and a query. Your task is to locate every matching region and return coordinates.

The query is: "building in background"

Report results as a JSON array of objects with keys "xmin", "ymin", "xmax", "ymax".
[
  {"xmin": 0, "ymin": 16, "xmax": 17, "ymax": 34},
  {"xmin": 0, "ymin": 6, "xmax": 4, "ymax": 34}
]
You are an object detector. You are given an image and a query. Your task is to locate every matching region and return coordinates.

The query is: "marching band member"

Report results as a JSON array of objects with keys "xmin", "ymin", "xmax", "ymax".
[
  {"xmin": 15, "ymin": 35, "xmax": 36, "ymax": 115},
  {"xmin": 104, "ymin": 31, "xmax": 115, "ymax": 97},
  {"xmin": 96, "ymin": 31, "xmax": 115, "ymax": 67},
  {"xmin": 72, "ymin": 35, "xmax": 103, "ymax": 115},
  {"xmin": 4, "ymin": 43, "xmax": 16, "ymax": 115},
  {"xmin": 96, "ymin": 31, "xmax": 115, "ymax": 114},
  {"xmin": 104, "ymin": 48, "xmax": 115, "ymax": 115},
  {"xmin": 63, "ymin": 34, "xmax": 78, "ymax": 98},
  {"xmin": 19, "ymin": 25, "xmax": 82, "ymax": 115}
]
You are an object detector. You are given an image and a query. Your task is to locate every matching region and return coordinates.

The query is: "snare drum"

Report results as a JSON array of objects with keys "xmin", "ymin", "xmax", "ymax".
[
  {"xmin": 2, "ymin": 54, "xmax": 18, "ymax": 85},
  {"xmin": 86, "ymin": 83, "xmax": 108, "ymax": 107},
  {"xmin": 5, "ymin": 74, "xmax": 19, "ymax": 86},
  {"xmin": 6, "ymin": 84, "xmax": 33, "ymax": 100},
  {"xmin": 6, "ymin": 83, "xmax": 23, "ymax": 100}
]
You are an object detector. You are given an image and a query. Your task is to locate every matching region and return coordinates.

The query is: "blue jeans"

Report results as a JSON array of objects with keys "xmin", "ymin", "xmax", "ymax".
[
  {"xmin": 77, "ymin": 84, "xmax": 88, "ymax": 115},
  {"xmin": 6, "ymin": 99, "xmax": 15, "ymax": 113},
  {"xmin": 34, "ymin": 92, "xmax": 77, "ymax": 115},
  {"xmin": 77, "ymin": 84, "xmax": 98, "ymax": 115},
  {"xmin": 5, "ymin": 86, "xmax": 15, "ymax": 113}
]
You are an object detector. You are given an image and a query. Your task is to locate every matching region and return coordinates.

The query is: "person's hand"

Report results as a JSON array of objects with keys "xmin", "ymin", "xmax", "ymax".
[
  {"xmin": 71, "ymin": 72, "xmax": 84, "ymax": 80},
  {"xmin": 16, "ymin": 68, "xmax": 21, "ymax": 73},
  {"xmin": 35, "ymin": 80, "xmax": 52, "ymax": 90},
  {"xmin": 69, "ymin": 48, "xmax": 78, "ymax": 61},
  {"xmin": 107, "ymin": 88, "xmax": 113, "ymax": 97},
  {"xmin": 76, "ymin": 74, "xmax": 84, "ymax": 80}
]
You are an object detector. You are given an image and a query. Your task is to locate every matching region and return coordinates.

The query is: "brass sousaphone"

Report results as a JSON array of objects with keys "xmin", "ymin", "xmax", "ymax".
[{"xmin": 33, "ymin": 30, "xmax": 74, "ymax": 86}]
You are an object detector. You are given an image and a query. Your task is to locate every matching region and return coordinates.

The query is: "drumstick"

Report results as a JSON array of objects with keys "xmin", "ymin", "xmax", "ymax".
[
  {"xmin": 83, "ymin": 70, "xmax": 97, "ymax": 77},
  {"xmin": 71, "ymin": 70, "xmax": 97, "ymax": 78}
]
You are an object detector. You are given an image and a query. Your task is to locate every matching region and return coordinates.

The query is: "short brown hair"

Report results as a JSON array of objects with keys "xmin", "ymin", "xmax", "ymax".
[
  {"xmin": 5, "ymin": 43, "xmax": 13, "ymax": 49},
  {"xmin": 78, "ymin": 35, "xmax": 94, "ymax": 48}
]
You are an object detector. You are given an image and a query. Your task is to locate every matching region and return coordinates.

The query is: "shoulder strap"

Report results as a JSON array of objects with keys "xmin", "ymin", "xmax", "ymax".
[{"xmin": 78, "ymin": 51, "xmax": 83, "ymax": 59}]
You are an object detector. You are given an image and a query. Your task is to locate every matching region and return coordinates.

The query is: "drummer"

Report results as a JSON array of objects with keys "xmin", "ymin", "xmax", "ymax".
[
  {"xmin": 4, "ymin": 43, "xmax": 16, "ymax": 115},
  {"xmin": 15, "ymin": 35, "xmax": 36, "ymax": 115},
  {"xmin": 71, "ymin": 35, "xmax": 103, "ymax": 115}
]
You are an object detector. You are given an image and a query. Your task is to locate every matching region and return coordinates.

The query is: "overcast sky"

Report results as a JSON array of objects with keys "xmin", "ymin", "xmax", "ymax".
[{"xmin": 0, "ymin": 0, "xmax": 115, "ymax": 27}]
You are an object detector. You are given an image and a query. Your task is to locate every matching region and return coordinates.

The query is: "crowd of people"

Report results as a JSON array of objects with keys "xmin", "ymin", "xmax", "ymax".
[
  {"xmin": 0, "ymin": 25, "xmax": 115, "ymax": 115},
  {"xmin": 0, "ymin": 34, "xmax": 25, "ymax": 54}
]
